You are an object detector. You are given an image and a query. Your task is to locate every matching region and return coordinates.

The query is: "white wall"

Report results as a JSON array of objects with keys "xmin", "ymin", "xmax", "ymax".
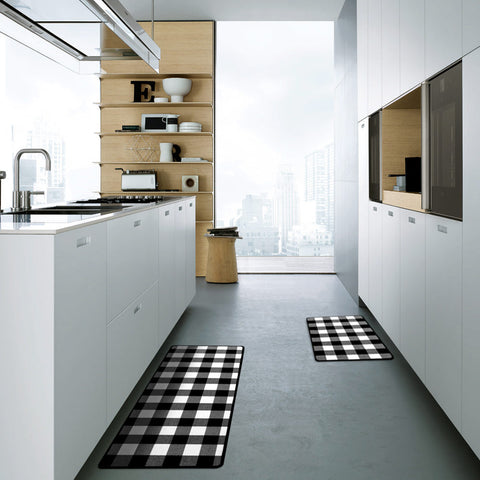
[{"xmin": 334, "ymin": 0, "xmax": 358, "ymax": 300}]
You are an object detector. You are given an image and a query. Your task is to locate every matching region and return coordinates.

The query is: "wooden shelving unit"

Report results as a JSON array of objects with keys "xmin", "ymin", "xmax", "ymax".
[{"xmin": 99, "ymin": 21, "xmax": 215, "ymax": 276}]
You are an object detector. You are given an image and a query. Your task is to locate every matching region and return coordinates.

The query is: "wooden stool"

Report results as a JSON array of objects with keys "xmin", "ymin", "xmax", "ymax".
[{"xmin": 205, "ymin": 235, "xmax": 241, "ymax": 283}]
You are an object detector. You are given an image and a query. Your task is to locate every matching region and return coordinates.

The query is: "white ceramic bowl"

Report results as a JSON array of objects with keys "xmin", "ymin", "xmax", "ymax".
[{"xmin": 162, "ymin": 78, "xmax": 192, "ymax": 102}]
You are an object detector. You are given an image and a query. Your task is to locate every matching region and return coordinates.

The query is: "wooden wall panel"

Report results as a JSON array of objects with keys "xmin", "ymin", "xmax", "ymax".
[
  {"xmin": 100, "ymin": 21, "xmax": 215, "ymax": 276},
  {"xmin": 196, "ymin": 222, "xmax": 213, "ymax": 276},
  {"xmin": 381, "ymin": 109, "xmax": 422, "ymax": 191},
  {"xmin": 101, "ymin": 22, "xmax": 214, "ymax": 75}
]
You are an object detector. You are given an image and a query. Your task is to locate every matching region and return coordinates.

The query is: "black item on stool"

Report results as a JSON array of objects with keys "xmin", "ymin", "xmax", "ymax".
[{"xmin": 207, "ymin": 226, "xmax": 239, "ymax": 237}]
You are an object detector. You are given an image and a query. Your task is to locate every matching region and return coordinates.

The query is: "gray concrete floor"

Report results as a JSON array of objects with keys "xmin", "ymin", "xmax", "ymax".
[{"xmin": 77, "ymin": 275, "xmax": 480, "ymax": 480}]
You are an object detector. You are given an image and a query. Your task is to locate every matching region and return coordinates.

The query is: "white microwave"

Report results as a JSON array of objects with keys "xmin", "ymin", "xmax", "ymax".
[{"xmin": 141, "ymin": 114, "xmax": 168, "ymax": 132}]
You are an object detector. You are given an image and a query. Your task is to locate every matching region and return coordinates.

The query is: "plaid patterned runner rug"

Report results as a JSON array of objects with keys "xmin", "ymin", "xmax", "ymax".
[
  {"xmin": 306, "ymin": 315, "xmax": 393, "ymax": 361},
  {"xmin": 99, "ymin": 345, "xmax": 244, "ymax": 468}
]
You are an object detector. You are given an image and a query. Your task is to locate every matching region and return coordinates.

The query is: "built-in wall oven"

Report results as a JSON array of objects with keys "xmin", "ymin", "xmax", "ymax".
[
  {"xmin": 422, "ymin": 62, "xmax": 463, "ymax": 220},
  {"xmin": 368, "ymin": 110, "xmax": 382, "ymax": 202}
]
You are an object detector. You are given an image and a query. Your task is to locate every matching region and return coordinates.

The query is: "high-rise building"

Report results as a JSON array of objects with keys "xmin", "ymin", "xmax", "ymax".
[
  {"xmin": 274, "ymin": 166, "xmax": 298, "ymax": 254},
  {"xmin": 304, "ymin": 144, "xmax": 334, "ymax": 235},
  {"xmin": 235, "ymin": 194, "xmax": 279, "ymax": 256},
  {"xmin": 25, "ymin": 118, "xmax": 66, "ymax": 204}
]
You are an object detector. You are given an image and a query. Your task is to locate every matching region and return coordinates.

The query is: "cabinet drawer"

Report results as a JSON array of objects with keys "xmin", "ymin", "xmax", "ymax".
[
  {"xmin": 174, "ymin": 201, "xmax": 187, "ymax": 320},
  {"xmin": 400, "ymin": 210, "xmax": 426, "ymax": 381},
  {"xmin": 381, "ymin": 205, "xmax": 401, "ymax": 345},
  {"xmin": 107, "ymin": 282, "xmax": 159, "ymax": 423},
  {"xmin": 158, "ymin": 204, "xmax": 176, "ymax": 344},
  {"xmin": 107, "ymin": 209, "xmax": 158, "ymax": 320},
  {"xmin": 368, "ymin": 202, "xmax": 383, "ymax": 320},
  {"xmin": 54, "ymin": 223, "xmax": 107, "ymax": 479},
  {"xmin": 426, "ymin": 215, "xmax": 462, "ymax": 429},
  {"xmin": 185, "ymin": 198, "xmax": 196, "ymax": 304}
]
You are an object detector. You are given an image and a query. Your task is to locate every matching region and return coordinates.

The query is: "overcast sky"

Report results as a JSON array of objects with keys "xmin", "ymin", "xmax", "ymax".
[{"xmin": 216, "ymin": 21, "xmax": 334, "ymax": 223}]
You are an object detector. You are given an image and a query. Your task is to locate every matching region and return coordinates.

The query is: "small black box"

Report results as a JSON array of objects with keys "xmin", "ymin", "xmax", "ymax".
[{"xmin": 405, "ymin": 157, "xmax": 421, "ymax": 193}]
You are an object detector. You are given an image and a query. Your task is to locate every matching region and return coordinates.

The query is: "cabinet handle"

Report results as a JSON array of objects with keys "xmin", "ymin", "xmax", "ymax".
[
  {"xmin": 179, "ymin": 206, "xmax": 183, "ymax": 211},
  {"xmin": 388, "ymin": 210, "xmax": 393, "ymax": 217},
  {"xmin": 437, "ymin": 225, "xmax": 448, "ymax": 234},
  {"xmin": 361, "ymin": 122, "xmax": 365, "ymax": 128},
  {"xmin": 373, "ymin": 206, "xmax": 377, "ymax": 212},
  {"xmin": 408, "ymin": 216, "xmax": 416, "ymax": 224},
  {"xmin": 189, "ymin": 202, "xmax": 193, "ymax": 207},
  {"xmin": 133, "ymin": 303, "xmax": 142, "ymax": 315},
  {"xmin": 76, "ymin": 236, "xmax": 90, "ymax": 248},
  {"xmin": 134, "ymin": 219, "xmax": 142, "ymax": 228},
  {"xmin": 165, "ymin": 210, "xmax": 170, "ymax": 216}
]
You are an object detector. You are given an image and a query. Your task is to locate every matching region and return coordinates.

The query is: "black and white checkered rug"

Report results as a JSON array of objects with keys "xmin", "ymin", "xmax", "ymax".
[
  {"xmin": 99, "ymin": 345, "xmax": 244, "ymax": 468},
  {"xmin": 306, "ymin": 315, "xmax": 393, "ymax": 361}
]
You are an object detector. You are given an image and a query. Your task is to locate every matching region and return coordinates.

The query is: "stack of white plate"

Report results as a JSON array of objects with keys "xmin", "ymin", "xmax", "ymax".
[{"xmin": 179, "ymin": 122, "xmax": 202, "ymax": 133}]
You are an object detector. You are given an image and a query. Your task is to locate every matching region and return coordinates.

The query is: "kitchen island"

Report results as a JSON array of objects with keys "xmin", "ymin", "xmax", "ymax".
[{"xmin": 0, "ymin": 197, "xmax": 196, "ymax": 480}]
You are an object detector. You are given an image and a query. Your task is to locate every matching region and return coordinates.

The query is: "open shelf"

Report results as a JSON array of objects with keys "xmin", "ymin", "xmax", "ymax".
[
  {"xmin": 99, "ymin": 73, "xmax": 213, "ymax": 79},
  {"xmin": 95, "ymin": 161, "xmax": 212, "ymax": 165},
  {"xmin": 97, "ymin": 132, "xmax": 212, "ymax": 137},
  {"xmin": 98, "ymin": 102, "xmax": 212, "ymax": 108},
  {"xmin": 383, "ymin": 190, "xmax": 424, "ymax": 212},
  {"xmin": 99, "ymin": 191, "xmax": 213, "ymax": 195}
]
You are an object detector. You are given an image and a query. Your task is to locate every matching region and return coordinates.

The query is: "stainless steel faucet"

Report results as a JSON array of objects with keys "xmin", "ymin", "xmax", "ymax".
[{"xmin": 12, "ymin": 148, "xmax": 52, "ymax": 212}]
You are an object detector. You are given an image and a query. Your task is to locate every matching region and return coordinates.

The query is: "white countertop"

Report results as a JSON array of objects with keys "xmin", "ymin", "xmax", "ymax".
[{"xmin": 0, "ymin": 197, "xmax": 184, "ymax": 235}]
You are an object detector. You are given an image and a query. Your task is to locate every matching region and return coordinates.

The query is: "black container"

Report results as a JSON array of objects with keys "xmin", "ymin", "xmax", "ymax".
[{"xmin": 405, "ymin": 157, "xmax": 422, "ymax": 193}]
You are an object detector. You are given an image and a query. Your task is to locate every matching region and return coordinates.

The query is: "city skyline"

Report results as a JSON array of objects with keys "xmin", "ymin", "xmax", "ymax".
[{"xmin": 229, "ymin": 143, "xmax": 335, "ymax": 257}]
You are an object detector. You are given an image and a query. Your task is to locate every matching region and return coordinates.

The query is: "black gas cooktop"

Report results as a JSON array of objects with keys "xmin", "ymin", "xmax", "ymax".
[{"xmin": 75, "ymin": 195, "xmax": 166, "ymax": 204}]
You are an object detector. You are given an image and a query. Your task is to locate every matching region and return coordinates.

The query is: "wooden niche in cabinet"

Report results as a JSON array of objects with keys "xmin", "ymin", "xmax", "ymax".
[
  {"xmin": 381, "ymin": 87, "xmax": 424, "ymax": 213},
  {"xmin": 99, "ymin": 21, "xmax": 215, "ymax": 276}
]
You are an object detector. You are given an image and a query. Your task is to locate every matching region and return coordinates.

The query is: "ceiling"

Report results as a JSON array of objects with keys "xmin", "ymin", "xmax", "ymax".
[{"xmin": 121, "ymin": 0, "xmax": 346, "ymax": 22}]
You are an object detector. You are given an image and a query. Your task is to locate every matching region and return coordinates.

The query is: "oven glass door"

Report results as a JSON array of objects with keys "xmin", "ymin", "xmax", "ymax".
[
  {"xmin": 369, "ymin": 111, "xmax": 382, "ymax": 202},
  {"xmin": 429, "ymin": 62, "xmax": 462, "ymax": 220}
]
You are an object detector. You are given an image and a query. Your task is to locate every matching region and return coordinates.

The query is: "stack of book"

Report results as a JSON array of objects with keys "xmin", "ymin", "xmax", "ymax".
[{"xmin": 207, "ymin": 226, "xmax": 239, "ymax": 237}]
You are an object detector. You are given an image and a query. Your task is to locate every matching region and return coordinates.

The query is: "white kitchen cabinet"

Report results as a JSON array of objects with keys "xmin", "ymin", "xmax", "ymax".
[
  {"xmin": 381, "ymin": 205, "xmax": 401, "ymax": 344},
  {"xmin": 358, "ymin": 120, "xmax": 369, "ymax": 303},
  {"xmin": 368, "ymin": 202, "xmax": 383, "ymax": 321},
  {"xmin": 0, "ymin": 223, "xmax": 107, "ymax": 480},
  {"xmin": 381, "ymin": 0, "xmax": 400, "ymax": 105},
  {"xmin": 463, "ymin": 0, "xmax": 480, "ymax": 55},
  {"xmin": 174, "ymin": 200, "xmax": 187, "ymax": 320},
  {"xmin": 158, "ymin": 204, "xmax": 176, "ymax": 343},
  {"xmin": 400, "ymin": 0, "xmax": 425, "ymax": 93},
  {"xmin": 399, "ymin": 210, "xmax": 426, "ymax": 381},
  {"xmin": 357, "ymin": 0, "xmax": 369, "ymax": 120},
  {"xmin": 0, "ymin": 201, "xmax": 196, "ymax": 480},
  {"xmin": 107, "ymin": 282, "xmax": 159, "ymax": 423},
  {"xmin": 107, "ymin": 209, "xmax": 158, "ymax": 320},
  {"xmin": 425, "ymin": 215, "xmax": 462, "ymax": 430},
  {"xmin": 185, "ymin": 198, "xmax": 196, "ymax": 304},
  {"xmin": 367, "ymin": 0, "xmax": 383, "ymax": 114},
  {"xmin": 425, "ymin": 0, "xmax": 462, "ymax": 78},
  {"xmin": 461, "ymin": 47, "xmax": 480, "ymax": 458},
  {"xmin": 54, "ymin": 224, "xmax": 107, "ymax": 480}
]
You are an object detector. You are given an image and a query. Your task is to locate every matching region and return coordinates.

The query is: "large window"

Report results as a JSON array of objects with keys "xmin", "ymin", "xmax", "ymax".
[
  {"xmin": 0, "ymin": 35, "xmax": 99, "ymax": 209},
  {"xmin": 216, "ymin": 22, "xmax": 334, "ymax": 271}
]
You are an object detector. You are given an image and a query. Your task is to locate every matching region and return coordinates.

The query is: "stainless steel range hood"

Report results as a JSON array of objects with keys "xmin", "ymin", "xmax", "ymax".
[{"xmin": 0, "ymin": 0, "xmax": 160, "ymax": 73}]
